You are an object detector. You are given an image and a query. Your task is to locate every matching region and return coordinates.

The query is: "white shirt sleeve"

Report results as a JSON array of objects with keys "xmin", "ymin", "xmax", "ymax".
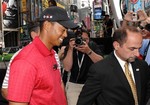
[{"xmin": 2, "ymin": 49, "xmax": 21, "ymax": 88}]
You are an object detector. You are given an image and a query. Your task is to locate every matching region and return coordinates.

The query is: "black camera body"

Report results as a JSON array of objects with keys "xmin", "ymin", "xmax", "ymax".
[
  {"xmin": 75, "ymin": 28, "xmax": 84, "ymax": 46},
  {"xmin": 75, "ymin": 36, "xmax": 84, "ymax": 45}
]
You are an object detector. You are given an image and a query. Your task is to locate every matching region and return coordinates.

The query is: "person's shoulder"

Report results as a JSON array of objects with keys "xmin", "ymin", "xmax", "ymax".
[
  {"xmin": 14, "ymin": 43, "xmax": 37, "ymax": 60},
  {"xmin": 89, "ymin": 54, "xmax": 115, "ymax": 75},
  {"xmin": 19, "ymin": 43, "xmax": 33, "ymax": 53},
  {"xmin": 11, "ymin": 44, "xmax": 41, "ymax": 68},
  {"xmin": 92, "ymin": 53, "xmax": 113, "ymax": 66},
  {"xmin": 134, "ymin": 58, "xmax": 149, "ymax": 67}
]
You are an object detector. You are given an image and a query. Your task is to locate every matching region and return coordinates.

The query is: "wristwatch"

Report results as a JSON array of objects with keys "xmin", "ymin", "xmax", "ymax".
[
  {"xmin": 87, "ymin": 50, "xmax": 92, "ymax": 55},
  {"xmin": 139, "ymin": 25, "xmax": 144, "ymax": 30}
]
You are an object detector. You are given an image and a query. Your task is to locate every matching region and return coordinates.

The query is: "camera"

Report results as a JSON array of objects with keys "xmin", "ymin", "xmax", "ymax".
[
  {"xmin": 132, "ymin": 12, "xmax": 138, "ymax": 21},
  {"xmin": 75, "ymin": 36, "xmax": 83, "ymax": 45},
  {"xmin": 75, "ymin": 28, "xmax": 84, "ymax": 46}
]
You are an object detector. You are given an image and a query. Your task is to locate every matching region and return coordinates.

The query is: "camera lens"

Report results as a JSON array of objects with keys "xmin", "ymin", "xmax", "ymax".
[{"xmin": 75, "ymin": 37, "xmax": 83, "ymax": 45}]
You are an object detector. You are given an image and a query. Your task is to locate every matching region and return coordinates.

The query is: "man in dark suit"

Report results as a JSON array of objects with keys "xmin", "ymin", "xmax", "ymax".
[{"xmin": 77, "ymin": 26, "xmax": 150, "ymax": 105}]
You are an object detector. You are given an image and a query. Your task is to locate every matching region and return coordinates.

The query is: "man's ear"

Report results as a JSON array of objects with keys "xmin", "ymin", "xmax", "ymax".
[
  {"xmin": 43, "ymin": 21, "xmax": 51, "ymax": 32},
  {"xmin": 113, "ymin": 41, "xmax": 120, "ymax": 50}
]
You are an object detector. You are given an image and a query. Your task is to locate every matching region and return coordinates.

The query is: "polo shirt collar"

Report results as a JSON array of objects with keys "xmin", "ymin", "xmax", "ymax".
[{"xmin": 33, "ymin": 36, "xmax": 55, "ymax": 56}]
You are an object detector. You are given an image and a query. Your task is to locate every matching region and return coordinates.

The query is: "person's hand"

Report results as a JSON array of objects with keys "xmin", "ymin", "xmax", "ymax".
[
  {"xmin": 145, "ymin": 17, "xmax": 150, "ymax": 24},
  {"xmin": 124, "ymin": 11, "xmax": 133, "ymax": 22},
  {"xmin": 68, "ymin": 38, "xmax": 76, "ymax": 50},
  {"xmin": 137, "ymin": 10, "xmax": 148, "ymax": 21},
  {"xmin": 140, "ymin": 17, "xmax": 150, "ymax": 28},
  {"xmin": 75, "ymin": 41, "xmax": 91, "ymax": 54},
  {"xmin": 58, "ymin": 46, "xmax": 66, "ymax": 60}
]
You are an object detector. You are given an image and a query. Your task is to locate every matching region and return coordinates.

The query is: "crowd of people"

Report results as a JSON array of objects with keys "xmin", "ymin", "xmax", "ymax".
[
  {"xmin": 122, "ymin": 10, "xmax": 150, "ymax": 67},
  {"xmin": 0, "ymin": 0, "xmax": 150, "ymax": 105}
]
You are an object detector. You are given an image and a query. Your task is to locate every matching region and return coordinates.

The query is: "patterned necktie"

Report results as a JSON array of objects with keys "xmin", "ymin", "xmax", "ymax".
[{"xmin": 124, "ymin": 62, "xmax": 138, "ymax": 105}]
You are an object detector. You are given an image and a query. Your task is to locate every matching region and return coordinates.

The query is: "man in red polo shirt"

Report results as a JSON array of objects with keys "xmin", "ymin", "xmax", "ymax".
[{"xmin": 7, "ymin": 7, "xmax": 78, "ymax": 105}]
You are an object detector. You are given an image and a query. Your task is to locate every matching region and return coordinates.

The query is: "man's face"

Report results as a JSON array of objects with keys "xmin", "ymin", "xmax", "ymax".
[
  {"xmin": 141, "ymin": 29, "xmax": 150, "ymax": 39},
  {"xmin": 114, "ymin": 31, "xmax": 142, "ymax": 62},
  {"xmin": 81, "ymin": 32, "xmax": 89, "ymax": 44},
  {"xmin": 47, "ymin": 22, "xmax": 67, "ymax": 46}
]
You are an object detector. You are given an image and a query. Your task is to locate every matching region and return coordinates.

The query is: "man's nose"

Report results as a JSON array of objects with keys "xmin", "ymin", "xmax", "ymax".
[
  {"xmin": 63, "ymin": 30, "xmax": 67, "ymax": 38},
  {"xmin": 134, "ymin": 49, "xmax": 140, "ymax": 57}
]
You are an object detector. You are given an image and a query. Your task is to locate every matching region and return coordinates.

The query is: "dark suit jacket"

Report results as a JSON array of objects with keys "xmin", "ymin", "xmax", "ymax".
[{"xmin": 77, "ymin": 52, "xmax": 150, "ymax": 105}]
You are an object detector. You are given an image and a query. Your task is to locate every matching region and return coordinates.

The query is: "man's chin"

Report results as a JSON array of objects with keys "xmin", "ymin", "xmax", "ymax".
[
  {"xmin": 127, "ymin": 57, "xmax": 136, "ymax": 63},
  {"xmin": 56, "ymin": 43, "xmax": 61, "ymax": 46}
]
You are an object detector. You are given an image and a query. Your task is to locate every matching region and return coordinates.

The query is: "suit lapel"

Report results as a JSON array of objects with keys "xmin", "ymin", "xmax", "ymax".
[{"xmin": 109, "ymin": 53, "xmax": 136, "ymax": 97}]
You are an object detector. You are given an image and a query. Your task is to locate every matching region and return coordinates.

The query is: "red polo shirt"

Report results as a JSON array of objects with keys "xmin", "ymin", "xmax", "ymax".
[{"xmin": 7, "ymin": 36, "xmax": 67, "ymax": 105}]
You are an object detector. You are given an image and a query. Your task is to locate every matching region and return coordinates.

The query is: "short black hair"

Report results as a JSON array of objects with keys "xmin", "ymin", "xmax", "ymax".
[
  {"xmin": 48, "ymin": 0, "xmax": 57, "ymax": 6},
  {"xmin": 81, "ymin": 29, "xmax": 90, "ymax": 38},
  {"xmin": 105, "ymin": 14, "xmax": 109, "ymax": 17},
  {"xmin": 28, "ymin": 21, "xmax": 40, "ymax": 40},
  {"xmin": 28, "ymin": 21, "xmax": 40, "ymax": 34}
]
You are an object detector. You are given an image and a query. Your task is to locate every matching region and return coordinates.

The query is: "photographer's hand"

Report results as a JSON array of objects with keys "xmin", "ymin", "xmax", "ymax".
[
  {"xmin": 124, "ymin": 11, "xmax": 140, "ymax": 22},
  {"xmin": 75, "ymin": 41, "xmax": 91, "ymax": 54},
  {"xmin": 122, "ymin": 11, "xmax": 139, "ymax": 27},
  {"xmin": 75, "ymin": 41, "xmax": 103, "ymax": 63},
  {"xmin": 68, "ymin": 38, "xmax": 76, "ymax": 50},
  {"xmin": 137, "ymin": 10, "xmax": 148, "ymax": 21},
  {"xmin": 62, "ymin": 38, "xmax": 75, "ymax": 72},
  {"xmin": 124, "ymin": 11, "xmax": 133, "ymax": 22}
]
